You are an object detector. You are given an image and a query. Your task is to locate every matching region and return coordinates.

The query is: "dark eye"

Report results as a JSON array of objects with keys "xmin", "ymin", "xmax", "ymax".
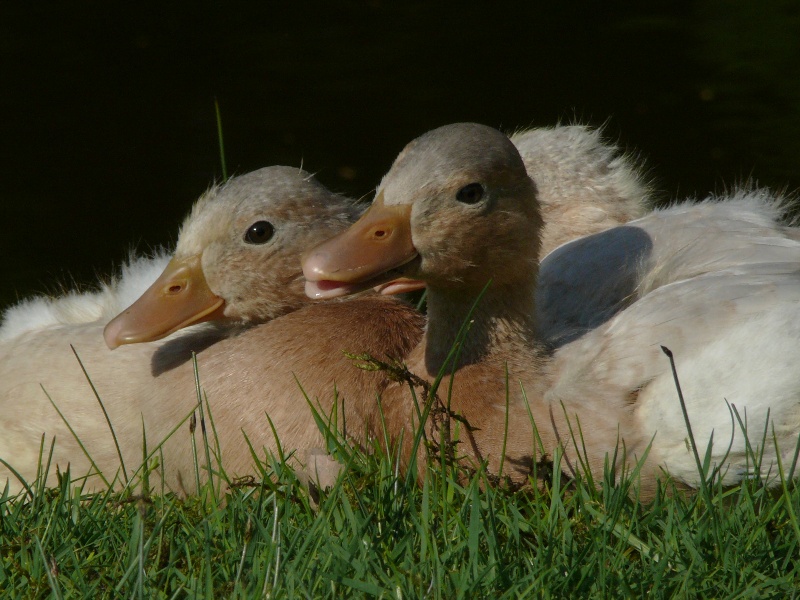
[
  {"xmin": 456, "ymin": 182, "xmax": 484, "ymax": 204},
  {"xmin": 244, "ymin": 221, "xmax": 275, "ymax": 244}
]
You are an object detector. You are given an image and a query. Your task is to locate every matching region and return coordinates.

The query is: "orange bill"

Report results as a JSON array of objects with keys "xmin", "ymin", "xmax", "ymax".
[
  {"xmin": 103, "ymin": 255, "xmax": 225, "ymax": 349},
  {"xmin": 302, "ymin": 193, "xmax": 421, "ymax": 299}
]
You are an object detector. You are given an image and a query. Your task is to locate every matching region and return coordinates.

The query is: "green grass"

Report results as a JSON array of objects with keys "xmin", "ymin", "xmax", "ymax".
[{"xmin": 2, "ymin": 418, "xmax": 800, "ymax": 598}]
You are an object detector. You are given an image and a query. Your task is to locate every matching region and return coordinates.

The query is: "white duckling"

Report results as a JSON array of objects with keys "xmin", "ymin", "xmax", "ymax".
[{"xmin": 303, "ymin": 122, "xmax": 800, "ymax": 499}]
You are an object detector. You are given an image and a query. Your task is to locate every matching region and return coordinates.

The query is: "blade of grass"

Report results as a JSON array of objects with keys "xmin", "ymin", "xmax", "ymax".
[
  {"xmin": 70, "ymin": 344, "xmax": 128, "ymax": 483},
  {"xmin": 41, "ymin": 384, "xmax": 111, "ymax": 489},
  {"xmin": 772, "ymin": 429, "xmax": 800, "ymax": 551},
  {"xmin": 661, "ymin": 346, "xmax": 712, "ymax": 505},
  {"xmin": 214, "ymin": 97, "xmax": 228, "ymax": 182},
  {"xmin": 34, "ymin": 535, "xmax": 63, "ymax": 600},
  {"xmin": 497, "ymin": 363, "xmax": 510, "ymax": 482},
  {"xmin": 190, "ymin": 353, "xmax": 216, "ymax": 503},
  {"xmin": 0, "ymin": 456, "xmax": 35, "ymax": 501}
]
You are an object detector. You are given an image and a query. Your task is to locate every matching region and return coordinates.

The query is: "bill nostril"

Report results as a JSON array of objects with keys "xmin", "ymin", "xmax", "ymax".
[{"xmin": 374, "ymin": 229, "xmax": 388, "ymax": 239}]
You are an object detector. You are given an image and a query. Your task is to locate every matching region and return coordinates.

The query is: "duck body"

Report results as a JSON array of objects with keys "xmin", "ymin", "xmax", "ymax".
[
  {"xmin": 0, "ymin": 322, "xmax": 158, "ymax": 489},
  {"xmin": 0, "ymin": 296, "xmax": 422, "ymax": 495},
  {"xmin": 378, "ymin": 286, "xmax": 552, "ymax": 484},
  {"xmin": 150, "ymin": 295, "xmax": 423, "ymax": 494},
  {"xmin": 303, "ymin": 122, "xmax": 800, "ymax": 498}
]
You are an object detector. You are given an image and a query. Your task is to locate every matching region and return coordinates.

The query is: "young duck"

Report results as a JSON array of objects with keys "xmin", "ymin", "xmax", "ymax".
[
  {"xmin": 0, "ymin": 165, "xmax": 362, "ymax": 343},
  {"xmin": 102, "ymin": 166, "xmax": 367, "ymax": 348},
  {"xmin": 0, "ymin": 166, "xmax": 423, "ymax": 496},
  {"xmin": 303, "ymin": 123, "xmax": 800, "ymax": 498}
]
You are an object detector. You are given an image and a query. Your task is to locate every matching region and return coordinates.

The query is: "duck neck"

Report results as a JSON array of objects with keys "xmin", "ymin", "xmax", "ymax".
[{"xmin": 421, "ymin": 271, "xmax": 541, "ymax": 376}]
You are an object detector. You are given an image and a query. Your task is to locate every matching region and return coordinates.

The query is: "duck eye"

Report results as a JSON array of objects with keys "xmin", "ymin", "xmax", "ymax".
[
  {"xmin": 456, "ymin": 182, "xmax": 484, "ymax": 204},
  {"xmin": 244, "ymin": 221, "xmax": 275, "ymax": 244}
]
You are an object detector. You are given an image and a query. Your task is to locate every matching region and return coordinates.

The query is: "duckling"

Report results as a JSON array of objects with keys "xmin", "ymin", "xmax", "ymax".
[
  {"xmin": 102, "ymin": 166, "xmax": 367, "ymax": 348},
  {"xmin": 303, "ymin": 122, "xmax": 800, "ymax": 498},
  {"xmin": 0, "ymin": 165, "xmax": 362, "ymax": 344},
  {"xmin": 0, "ymin": 166, "xmax": 423, "ymax": 495}
]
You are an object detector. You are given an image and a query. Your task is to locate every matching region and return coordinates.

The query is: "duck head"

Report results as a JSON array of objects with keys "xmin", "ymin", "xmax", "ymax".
[
  {"xmin": 104, "ymin": 167, "xmax": 361, "ymax": 349},
  {"xmin": 303, "ymin": 123, "xmax": 542, "ymax": 298}
]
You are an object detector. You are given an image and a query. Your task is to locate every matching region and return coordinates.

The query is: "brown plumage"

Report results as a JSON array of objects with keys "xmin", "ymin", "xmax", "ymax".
[{"xmin": 136, "ymin": 294, "xmax": 422, "ymax": 495}]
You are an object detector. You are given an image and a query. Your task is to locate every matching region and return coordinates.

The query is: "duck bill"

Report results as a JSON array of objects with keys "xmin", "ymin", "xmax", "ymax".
[
  {"xmin": 103, "ymin": 255, "xmax": 225, "ymax": 349},
  {"xmin": 302, "ymin": 193, "xmax": 420, "ymax": 299}
]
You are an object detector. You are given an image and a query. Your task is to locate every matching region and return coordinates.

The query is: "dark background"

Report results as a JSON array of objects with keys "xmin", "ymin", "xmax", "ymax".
[{"xmin": 2, "ymin": 1, "xmax": 799, "ymax": 309}]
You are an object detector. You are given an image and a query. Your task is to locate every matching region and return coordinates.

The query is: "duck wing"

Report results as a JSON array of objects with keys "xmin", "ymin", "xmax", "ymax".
[{"xmin": 537, "ymin": 191, "xmax": 797, "ymax": 347}]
